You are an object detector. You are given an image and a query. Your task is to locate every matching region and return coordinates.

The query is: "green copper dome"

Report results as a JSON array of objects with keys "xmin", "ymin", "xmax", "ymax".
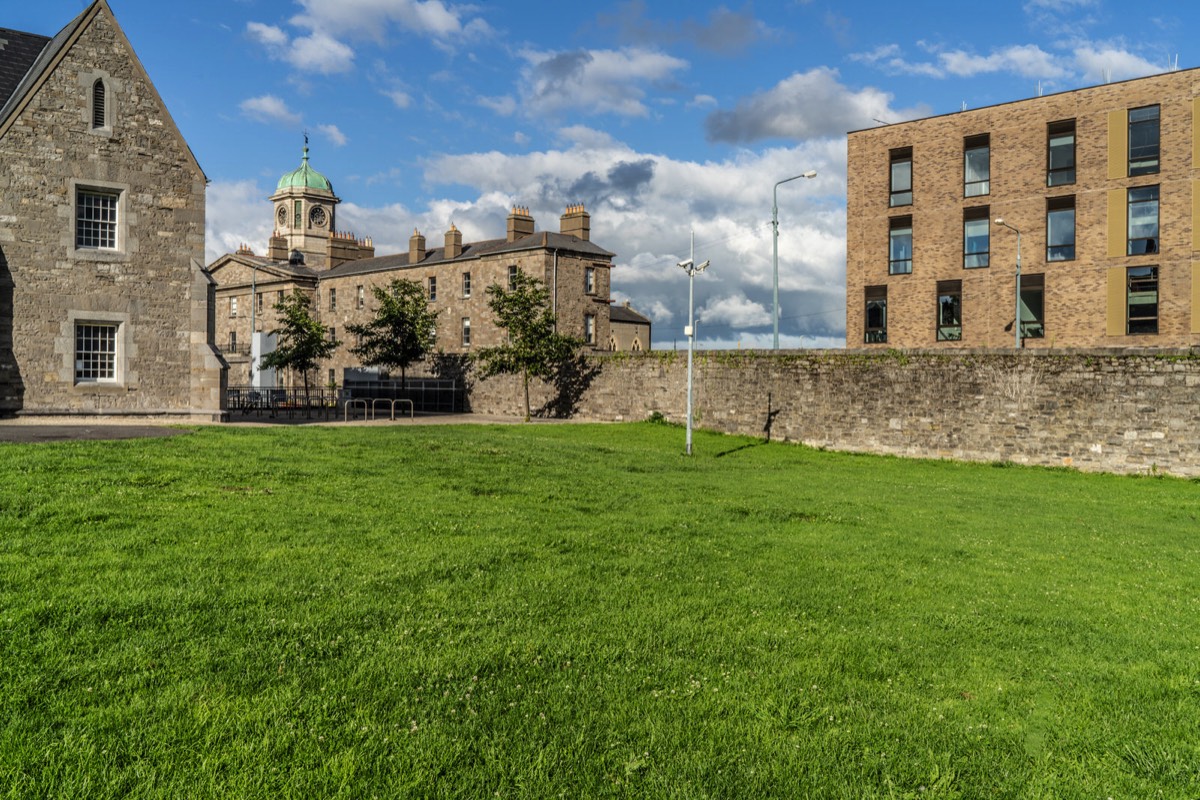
[{"xmin": 276, "ymin": 146, "xmax": 333, "ymax": 193}]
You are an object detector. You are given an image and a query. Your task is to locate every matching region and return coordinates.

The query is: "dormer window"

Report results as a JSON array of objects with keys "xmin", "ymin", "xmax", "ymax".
[{"xmin": 91, "ymin": 79, "xmax": 106, "ymax": 129}]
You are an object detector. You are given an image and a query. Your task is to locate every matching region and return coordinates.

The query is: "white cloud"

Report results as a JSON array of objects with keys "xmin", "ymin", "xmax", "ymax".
[
  {"xmin": 239, "ymin": 95, "xmax": 302, "ymax": 126},
  {"xmin": 247, "ymin": 22, "xmax": 355, "ymax": 74},
  {"xmin": 939, "ymin": 44, "xmax": 1068, "ymax": 79},
  {"xmin": 207, "ymin": 130, "xmax": 850, "ymax": 346},
  {"xmin": 705, "ymin": 67, "xmax": 930, "ymax": 143},
  {"xmin": 288, "ymin": 0, "xmax": 492, "ymax": 45},
  {"xmin": 318, "ymin": 123, "xmax": 348, "ymax": 146},
  {"xmin": 477, "ymin": 95, "xmax": 517, "ymax": 116},
  {"xmin": 516, "ymin": 47, "xmax": 689, "ymax": 118},
  {"xmin": 686, "ymin": 94, "xmax": 717, "ymax": 110},
  {"xmin": 383, "ymin": 89, "xmax": 412, "ymax": 109},
  {"xmin": 1073, "ymin": 46, "xmax": 1162, "ymax": 82},
  {"xmin": 205, "ymin": 180, "xmax": 275, "ymax": 264},
  {"xmin": 513, "ymin": 131, "xmax": 530, "ymax": 146},
  {"xmin": 699, "ymin": 295, "xmax": 771, "ymax": 328}
]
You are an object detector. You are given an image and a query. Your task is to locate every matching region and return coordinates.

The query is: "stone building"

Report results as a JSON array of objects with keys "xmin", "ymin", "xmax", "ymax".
[
  {"xmin": 847, "ymin": 66, "xmax": 1200, "ymax": 349},
  {"xmin": 209, "ymin": 152, "xmax": 616, "ymax": 387},
  {"xmin": 609, "ymin": 302, "xmax": 652, "ymax": 351},
  {"xmin": 0, "ymin": 0, "xmax": 226, "ymax": 418}
]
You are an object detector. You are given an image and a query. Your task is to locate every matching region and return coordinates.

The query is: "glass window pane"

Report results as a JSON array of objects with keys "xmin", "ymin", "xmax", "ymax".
[
  {"xmin": 964, "ymin": 218, "xmax": 989, "ymax": 268},
  {"xmin": 889, "ymin": 225, "xmax": 912, "ymax": 274},
  {"xmin": 1047, "ymin": 207, "xmax": 1075, "ymax": 261},
  {"xmin": 965, "ymin": 147, "xmax": 990, "ymax": 196}
]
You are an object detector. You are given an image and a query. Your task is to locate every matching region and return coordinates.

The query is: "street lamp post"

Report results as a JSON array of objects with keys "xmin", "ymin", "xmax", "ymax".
[
  {"xmin": 995, "ymin": 218, "xmax": 1022, "ymax": 349},
  {"xmin": 771, "ymin": 170, "xmax": 817, "ymax": 349},
  {"xmin": 678, "ymin": 232, "xmax": 710, "ymax": 456}
]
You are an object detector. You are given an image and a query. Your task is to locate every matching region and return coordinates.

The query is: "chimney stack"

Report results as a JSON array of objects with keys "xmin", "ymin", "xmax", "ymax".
[
  {"xmin": 506, "ymin": 205, "xmax": 535, "ymax": 242},
  {"xmin": 444, "ymin": 223, "xmax": 462, "ymax": 259},
  {"xmin": 409, "ymin": 228, "xmax": 426, "ymax": 264},
  {"xmin": 560, "ymin": 203, "xmax": 590, "ymax": 241}
]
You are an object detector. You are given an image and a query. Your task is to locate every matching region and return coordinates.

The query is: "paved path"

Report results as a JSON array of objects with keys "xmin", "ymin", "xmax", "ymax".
[{"xmin": 0, "ymin": 412, "xmax": 566, "ymax": 442}]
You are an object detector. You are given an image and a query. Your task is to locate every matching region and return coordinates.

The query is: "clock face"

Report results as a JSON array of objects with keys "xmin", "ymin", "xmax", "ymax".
[
  {"xmin": 309, "ymin": 206, "xmax": 327, "ymax": 228},
  {"xmin": 277, "ymin": 205, "xmax": 288, "ymax": 226}
]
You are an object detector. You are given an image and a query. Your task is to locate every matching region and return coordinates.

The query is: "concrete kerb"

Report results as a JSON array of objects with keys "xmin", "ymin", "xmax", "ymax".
[{"xmin": 0, "ymin": 412, "xmax": 576, "ymax": 441}]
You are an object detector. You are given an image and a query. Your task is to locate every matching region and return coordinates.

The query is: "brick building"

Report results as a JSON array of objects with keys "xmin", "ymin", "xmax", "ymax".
[
  {"xmin": 209, "ymin": 152, "xmax": 616, "ymax": 387},
  {"xmin": 847, "ymin": 67, "xmax": 1200, "ymax": 349},
  {"xmin": 0, "ymin": 0, "xmax": 226, "ymax": 418}
]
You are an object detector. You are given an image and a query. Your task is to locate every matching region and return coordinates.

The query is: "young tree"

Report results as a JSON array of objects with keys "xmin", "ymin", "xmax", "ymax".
[
  {"xmin": 474, "ymin": 272, "xmax": 581, "ymax": 422},
  {"xmin": 259, "ymin": 289, "xmax": 339, "ymax": 397},
  {"xmin": 345, "ymin": 278, "xmax": 438, "ymax": 390}
]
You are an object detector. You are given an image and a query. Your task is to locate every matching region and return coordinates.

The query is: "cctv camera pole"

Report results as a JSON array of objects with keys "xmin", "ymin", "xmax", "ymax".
[
  {"xmin": 686, "ymin": 231, "xmax": 696, "ymax": 456},
  {"xmin": 679, "ymin": 232, "xmax": 710, "ymax": 456}
]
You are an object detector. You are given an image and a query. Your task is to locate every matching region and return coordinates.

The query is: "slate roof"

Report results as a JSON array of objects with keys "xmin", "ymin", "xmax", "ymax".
[
  {"xmin": 210, "ymin": 253, "xmax": 318, "ymax": 281},
  {"xmin": 324, "ymin": 230, "xmax": 615, "ymax": 280},
  {"xmin": 0, "ymin": 28, "xmax": 51, "ymax": 109},
  {"xmin": 610, "ymin": 304, "xmax": 652, "ymax": 325},
  {"xmin": 0, "ymin": 4, "xmax": 91, "ymax": 129}
]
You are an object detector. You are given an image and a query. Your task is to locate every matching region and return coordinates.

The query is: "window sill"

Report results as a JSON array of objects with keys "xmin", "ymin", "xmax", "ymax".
[{"xmin": 73, "ymin": 248, "xmax": 128, "ymax": 263}]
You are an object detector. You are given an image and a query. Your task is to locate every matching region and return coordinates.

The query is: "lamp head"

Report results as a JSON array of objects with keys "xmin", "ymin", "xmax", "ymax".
[
  {"xmin": 802, "ymin": 171, "xmax": 817, "ymax": 178},
  {"xmin": 994, "ymin": 217, "xmax": 1004, "ymax": 225}
]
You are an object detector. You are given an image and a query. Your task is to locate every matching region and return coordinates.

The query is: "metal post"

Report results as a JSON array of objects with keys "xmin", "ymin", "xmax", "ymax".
[
  {"xmin": 1014, "ymin": 230, "xmax": 1022, "ymax": 349},
  {"xmin": 686, "ymin": 231, "xmax": 695, "ymax": 456},
  {"xmin": 678, "ymin": 233, "xmax": 710, "ymax": 456},
  {"xmin": 771, "ymin": 171, "xmax": 816, "ymax": 349}
]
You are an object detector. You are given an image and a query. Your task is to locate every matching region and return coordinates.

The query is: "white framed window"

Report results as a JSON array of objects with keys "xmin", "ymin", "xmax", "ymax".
[
  {"xmin": 584, "ymin": 313, "xmax": 596, "ymax": 345},
  {"xmin": 357, "ymin": 285, "xmax": 365, "ymax": 309},
  {"xmin": 230, "ymin": 297, "xmax": 238, "ymax": 318},
  {"xmin": 585, "ymin": 266, "xmax": 596, "ymax": 294},
  {"xmin": 462, "ymin": 317, "xmax": 471, "ymax": 347},
  {"xmin": 429, "ymin": 276, "xmax": 438, "ymax": 301},
  {"xmin": 76, "ymin": 189, "xmax": 119, "ymax": 249},
  {"xmin": 463, "ymin": 272, "xmax": 472, "ymax": 298},
  {"xmin": 508, "ymin": 265, "xmax": 519, "ymax": 290},
  {"xmin": 329, "ymin": 287, "xmax": 337, "ymax": 311},
  {"xmin": 75, "ymin": 323, "xmax": 118, "ymax": 382}
]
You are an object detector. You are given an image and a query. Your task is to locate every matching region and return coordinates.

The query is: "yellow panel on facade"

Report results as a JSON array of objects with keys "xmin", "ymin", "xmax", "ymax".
[
  {"xmin": 1192, "ymin": 263, "xmax": 1200, "ymax": 334},
  {"xmin": 1107, "ymin": 109, "xmax": 1127, "ymax": 180},
  {"xmin": 1107, "ymin": 188, "xmax": 1126, "ymax": 258},
  {"xmin": 1194, "ymin": 99, "xmax": 1200, "ymax": 168},
  {"xmin": 1194, "ymin": 182, "xmax": 1200, "ymax": 251},
  {"xmin": 1106, "ymin": 267, "xmax": 1126, "ymax": 337}
]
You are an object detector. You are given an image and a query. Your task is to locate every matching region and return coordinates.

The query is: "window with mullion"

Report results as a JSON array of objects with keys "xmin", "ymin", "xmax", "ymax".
[
  {"xmin": 1127, "ymin": 185, "xmax": 1159, "ymax": 255},
  {"xmin": 964, "ymin": 134, "xmax": 990, "ymax": 197},
  {"xmin": 963, "ymin": 209, "xmax": 989, "ymax": 269},
  {"xmin": 865, "ymin": 285, "xmax": 887, "ymax": 343},
  {"xmin": 888, "ymin": 217, "xmax": 912, "ymax": 275},
  {"xmin": 889, "ymin": 147, "xmax": 912, "ymax": 207},
  {"xmin": 1047, "ymin": 120, "xmax": 1075, "ymax": 186},
  {"xmin": 1020, "ymin": 273, "xmax": 1045, "ymax": 339},
  {"xmin": 1047, "ymin": 197, "xmax": 1076, "ymax": 261},
  {"xmin": 936, "ymin": 280, "xmax": 962, "ymax": 341},
  {"xmin": 1128, "ymin": 105, "xmax": 1160, "ymax": 177},
  {"xmin": 76, "ymin": 190, "xmax": 118, "ymax": 249},
  {"xmin": 74, "ymin": 323, "xmax": 117, "ymax": 381},
  {"xmin": 1127, "ymin": 266, "xmax": 1158, "ymax": 334}
]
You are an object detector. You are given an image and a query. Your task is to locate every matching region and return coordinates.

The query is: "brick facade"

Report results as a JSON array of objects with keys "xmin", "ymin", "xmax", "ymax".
[
  {"xmin": 0, "ymin": 1, "xmax": 226, "ymax": 418},
  {"xmin": 847, "ymin": 67, "xmax": 1200, "ymax": 350}
]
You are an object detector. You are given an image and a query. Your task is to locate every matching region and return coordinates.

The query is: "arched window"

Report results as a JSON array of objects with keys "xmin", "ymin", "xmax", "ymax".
[{"xmin": 91, "ymin": 79, "xmax": 106, "ymax": 129}]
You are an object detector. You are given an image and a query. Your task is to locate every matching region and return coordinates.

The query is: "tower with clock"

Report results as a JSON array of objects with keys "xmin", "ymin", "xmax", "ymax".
[{"xmin": 267, "ymin": 141, "xmax": 340, "ymax": 268}]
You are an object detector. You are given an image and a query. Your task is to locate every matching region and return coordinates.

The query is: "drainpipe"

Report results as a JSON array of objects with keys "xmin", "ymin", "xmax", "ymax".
[{"xmin": 552, "ymin": 249, "xmax": 559, "ymax": 332}]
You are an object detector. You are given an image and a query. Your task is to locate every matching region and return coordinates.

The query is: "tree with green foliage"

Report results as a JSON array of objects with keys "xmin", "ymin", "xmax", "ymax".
[
  {"xmin": 474, "ymin": 272, "xmax": 581, "ymax": 422},
  {"xmin": 260, "ymin": 289, "xmax": 339, "ymax": 397},
  {"xmin": 345, "ymin": 278, "xmax": 438, "ymax": 390}
]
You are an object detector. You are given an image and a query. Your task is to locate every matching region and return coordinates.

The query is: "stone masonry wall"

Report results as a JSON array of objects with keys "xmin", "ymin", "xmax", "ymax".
[
  {"xmin": 0, "ymin": 7, "xmax": 223, "ymax": 418},
  {"xmin": 466, "ymin": 348, "xmax": 1200, "ymax": 477}
]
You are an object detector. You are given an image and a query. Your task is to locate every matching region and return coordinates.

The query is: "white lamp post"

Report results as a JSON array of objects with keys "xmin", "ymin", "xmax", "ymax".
[
  {"xmin": 771, "ymin": 170, "xmax": 817, "ymax": 349},
  {"xmin": 678, "ymin": 232, "xmax": 710, "ymax": 456},
  {"xmin": 995, "ymin": 218, "xmax": 1022, "ymax": 349}
]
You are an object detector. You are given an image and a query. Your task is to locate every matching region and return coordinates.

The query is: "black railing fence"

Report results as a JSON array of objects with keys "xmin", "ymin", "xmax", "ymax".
[{"xmin": 226, "ymin": 377, "xmax": 464, "ymax": 419}]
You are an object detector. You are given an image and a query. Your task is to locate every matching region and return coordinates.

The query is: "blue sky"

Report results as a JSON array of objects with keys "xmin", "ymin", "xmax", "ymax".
[{"xmin": 7, "ymin": 0, "xmax": 1187, "ymax": 347}]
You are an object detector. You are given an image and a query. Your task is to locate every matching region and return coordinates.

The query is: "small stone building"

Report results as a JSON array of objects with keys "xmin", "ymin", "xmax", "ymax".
[
  {"xmin": 0, "ymin": 0, "xmax": 226, "ymax": 418},
  {"xmin": 609, "ymin": 302, "xmax": 652, "ymax": 351},
  {"xmin": 210, "ymin": 152, "xmax": 617, "ymax": 387}
]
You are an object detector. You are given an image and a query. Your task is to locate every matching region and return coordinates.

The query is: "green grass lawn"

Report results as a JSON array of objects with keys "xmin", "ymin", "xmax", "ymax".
[{"xmin": 1, "ymin": 422, "xmax": 1198, "ymax": 799}]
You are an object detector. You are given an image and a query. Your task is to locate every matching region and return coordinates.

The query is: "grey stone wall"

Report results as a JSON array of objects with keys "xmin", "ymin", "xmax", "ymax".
[
  {"xmin": 0, "ymin": 7, "xmax": 225, "ymax": 419},
  {"xmin": 466, "ymin": 348, "xmax": 1200, "ymax": 477}
]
